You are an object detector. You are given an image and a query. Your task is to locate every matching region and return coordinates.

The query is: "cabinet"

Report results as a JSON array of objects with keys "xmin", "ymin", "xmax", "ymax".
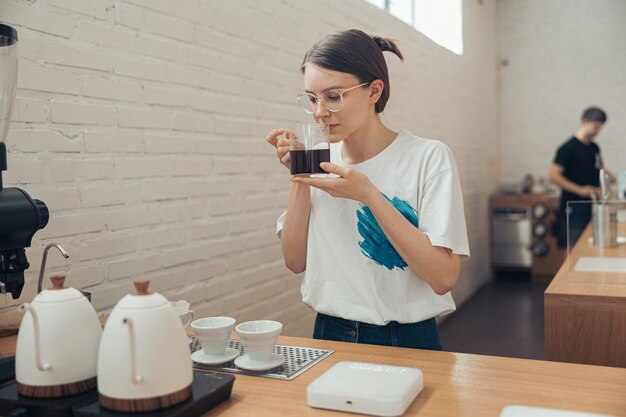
[{"xmin": 545, "ymin": 223, "xmax": 626, "ymax": 367}]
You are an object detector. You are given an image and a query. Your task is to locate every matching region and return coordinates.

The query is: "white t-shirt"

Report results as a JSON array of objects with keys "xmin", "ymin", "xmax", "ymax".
[{"xmin": 276, "ymin": 130, "xmax": 470, "ymax": 325}]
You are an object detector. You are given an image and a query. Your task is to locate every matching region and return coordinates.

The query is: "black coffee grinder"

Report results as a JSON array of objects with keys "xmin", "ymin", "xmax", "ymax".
[{"xmin": 0, "ymin": 23, "xmax": 49, "ymax": 300}]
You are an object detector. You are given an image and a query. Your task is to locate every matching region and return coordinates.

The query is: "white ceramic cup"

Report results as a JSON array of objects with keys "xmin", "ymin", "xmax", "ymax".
[
  {"xmin": 170, "ymin": 300, "xmax": 195, "ymax": 328},
  {"xmin": 191, "ymin": 317, "xmax": 236, "ymax": 356},
  {"xmin": 235, "ymin": 320, "xmax": 283, "ymax": 362}
]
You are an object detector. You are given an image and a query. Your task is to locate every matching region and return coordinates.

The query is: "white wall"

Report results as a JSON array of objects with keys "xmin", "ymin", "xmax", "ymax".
[
  {"xmin": 0, "ymin": 0, "xmax": 498, "ymax": 336},
  {"xmin": 497, "ymin": 0, "xmax": 626, "ymax": 185}
]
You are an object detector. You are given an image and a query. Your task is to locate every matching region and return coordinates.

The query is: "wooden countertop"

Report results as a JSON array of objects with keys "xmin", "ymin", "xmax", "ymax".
[
  {"xmin": 2, "ymin": 333, "xmax": 626, "ymax": 416},
  {"xmin": 545, "ymin": 222, "xmax": 626, "ymax": 306},
  {"xmin": 488, "ymin": 193, "xmax": 560, "ymax": 212}
]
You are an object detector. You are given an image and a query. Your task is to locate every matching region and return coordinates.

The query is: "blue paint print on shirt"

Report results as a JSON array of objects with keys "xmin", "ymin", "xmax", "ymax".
[{"xmin": 356, "ymin": 194, "xmax": 419, "ymax": 270}]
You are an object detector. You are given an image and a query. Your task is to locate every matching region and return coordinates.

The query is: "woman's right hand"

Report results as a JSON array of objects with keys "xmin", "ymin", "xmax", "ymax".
[{"xmin": 266, "ymin": 128, "xmax": 291, "ymax": 170}]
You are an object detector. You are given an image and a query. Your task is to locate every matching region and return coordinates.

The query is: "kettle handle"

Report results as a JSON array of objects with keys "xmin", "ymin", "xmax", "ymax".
[
  {"xmin": 122, "ymin": 317, "xmax": 143, "ymax": 384},
  {"xmin": 18, "ymin": 304, "xmax": 52, "ymax": 371}
]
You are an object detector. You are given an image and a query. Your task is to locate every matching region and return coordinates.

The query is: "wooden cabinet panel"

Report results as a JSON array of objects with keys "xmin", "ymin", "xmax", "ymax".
[
  {"xmin": 545, "ymin": 223, "xmax": 626, "ymax": 368},
  {"xmin": 546, "ymin": 305, "xmax": 626, "ymax": 367}
]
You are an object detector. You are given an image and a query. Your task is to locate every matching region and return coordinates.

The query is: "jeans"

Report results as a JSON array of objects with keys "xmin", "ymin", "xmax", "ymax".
[{"xmin": 313, "ymin": 313, "xmax": 442, "ymax": 351}]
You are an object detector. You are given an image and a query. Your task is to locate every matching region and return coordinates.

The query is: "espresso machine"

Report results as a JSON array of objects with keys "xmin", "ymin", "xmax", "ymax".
[{"xmin": 0, "ymin": 23, "xmax": 50, "ymax": 300}]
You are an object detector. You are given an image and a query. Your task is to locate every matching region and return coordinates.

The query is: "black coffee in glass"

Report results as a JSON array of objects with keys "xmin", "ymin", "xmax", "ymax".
[
  {"xmin": 290, "ymin": 149, "xmax": 330, "ymax": 175},
  {"xmin": 288, "ymin": 123, "xmax": 330, "ymax": 176}
]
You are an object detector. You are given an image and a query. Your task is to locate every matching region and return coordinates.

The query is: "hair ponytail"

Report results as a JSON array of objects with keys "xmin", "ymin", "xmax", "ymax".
[
  {"xmin": 371, "ymin": 34, "xmax": 404, "ymax": 61},
  {"xmin": 301, "ymin": 29, "xmax": 404, "ymax": 113}
]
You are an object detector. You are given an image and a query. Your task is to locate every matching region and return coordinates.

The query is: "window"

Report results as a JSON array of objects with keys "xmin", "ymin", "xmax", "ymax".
[{"xmin": 365, "ymin": 0, "xmax": 463, "ymax": 55}]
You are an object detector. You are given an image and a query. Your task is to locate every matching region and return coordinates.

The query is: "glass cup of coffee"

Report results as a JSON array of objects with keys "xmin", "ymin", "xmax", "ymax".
[{"xmin": 288, "ymin": 123, "xmax": 330, "ymax": 177}]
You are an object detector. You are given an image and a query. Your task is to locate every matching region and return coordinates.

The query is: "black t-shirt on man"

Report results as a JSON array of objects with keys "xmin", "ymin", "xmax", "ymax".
[
  {"xmin": 553, "ymin": 136, "xmax": 603, "ymax": 248},
  {"xmin": 554, "ymin": 136, "xmax": 603, "ymax": 214}
]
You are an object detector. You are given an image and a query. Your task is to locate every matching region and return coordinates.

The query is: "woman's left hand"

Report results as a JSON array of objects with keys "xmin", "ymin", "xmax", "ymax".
[{"xmin": 291, "ymin": 162, "xmax": 379, "ymax": 204}]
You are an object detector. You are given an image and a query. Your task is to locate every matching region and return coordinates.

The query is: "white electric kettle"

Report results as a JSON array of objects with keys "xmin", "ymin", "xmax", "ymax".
[
  {"xmin": 15, "ymin": 275, "xmax": 102, "ymax": 397},
  {"xmin": 97, "ymin": 280, "xmax": 192, "ymax": 412}
]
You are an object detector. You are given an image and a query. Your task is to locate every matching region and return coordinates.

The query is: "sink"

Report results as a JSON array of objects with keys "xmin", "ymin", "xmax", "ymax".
[{"xmin": 574, "ymin": 257, "xmax": 626, "ymax": 273}]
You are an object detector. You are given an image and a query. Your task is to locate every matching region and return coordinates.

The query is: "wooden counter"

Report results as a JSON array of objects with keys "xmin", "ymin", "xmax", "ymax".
[
  {"xmin": 2, "ymin": 334, "xmax": 626, "ymax": 416},
  {"xmin": 545, "ymin": 222, "xmax": 626, "ymax": 367}
]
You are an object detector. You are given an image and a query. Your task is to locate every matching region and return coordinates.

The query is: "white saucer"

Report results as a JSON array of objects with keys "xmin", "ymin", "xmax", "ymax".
[
  {"xmin": 234, "ymin": 353, "xmax": 284, "ymax": 371},
  {"xmin": 191, "ymin": 347, "xmax": 239, "ymax": 365}
]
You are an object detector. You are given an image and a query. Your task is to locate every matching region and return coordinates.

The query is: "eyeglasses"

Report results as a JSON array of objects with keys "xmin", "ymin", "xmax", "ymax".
[{"xmin": 296, "ymin": 82, "xmax": 370, "ymax": 114}]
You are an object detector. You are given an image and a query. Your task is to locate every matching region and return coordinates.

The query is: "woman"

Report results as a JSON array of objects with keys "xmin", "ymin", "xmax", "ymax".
[{"xmin": 266, "ymin": 29, "xmax": 469, "ymax": 350}]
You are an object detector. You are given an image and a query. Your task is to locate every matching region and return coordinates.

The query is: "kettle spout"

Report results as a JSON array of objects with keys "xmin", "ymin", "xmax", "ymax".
[{"xmin": 38, "ymin": 243, "xmax": 69, "ymax": 294}]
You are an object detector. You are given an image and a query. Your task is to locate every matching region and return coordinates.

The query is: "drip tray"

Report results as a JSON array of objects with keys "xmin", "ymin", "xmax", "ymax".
[{"xmin": 189, "ymin": 337, "xmax": 334, "ymax": 381}]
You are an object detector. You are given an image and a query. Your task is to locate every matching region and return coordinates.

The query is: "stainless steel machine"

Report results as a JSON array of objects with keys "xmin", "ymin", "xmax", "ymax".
[
  {"xmin": 491, "ymin": 206, "xmax": 533, "ymax": 268},
  {"xmin": 490, "ymin": 193, "xmax": 564, "ymax": 280}
]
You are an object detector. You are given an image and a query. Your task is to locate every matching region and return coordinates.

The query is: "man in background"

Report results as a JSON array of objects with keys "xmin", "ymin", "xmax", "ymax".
[{"xmin": 550, "ymin": 107, "xmax": 613, "ymax": 249}]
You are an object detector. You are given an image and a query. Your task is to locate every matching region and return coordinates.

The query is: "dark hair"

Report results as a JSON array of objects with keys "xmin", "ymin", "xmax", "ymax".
[
  {"xmin": 581, "ymin": 107, "xmax": 607, "ymax": 123},
  {"xmin": 301, "ymin": 29, "xmax": 404, "ymax": 113}
]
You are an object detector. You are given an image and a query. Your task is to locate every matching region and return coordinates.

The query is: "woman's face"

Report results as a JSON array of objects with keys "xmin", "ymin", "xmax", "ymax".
[{"xmin": 303, "ymin": 64, "xmax": 373, "ymax": 143}]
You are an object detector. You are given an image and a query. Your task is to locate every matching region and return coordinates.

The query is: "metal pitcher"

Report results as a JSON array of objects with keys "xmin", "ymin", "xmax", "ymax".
[
  {"xmin": 592, "ymin": 201, "xmax": 617, "ymax": 247},
  {"xmin": 592, "ymin": 169, "xmax": 617, "ymax": 247}
]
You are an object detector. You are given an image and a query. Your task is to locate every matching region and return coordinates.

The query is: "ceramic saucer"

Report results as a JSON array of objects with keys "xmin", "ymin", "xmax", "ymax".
[
  {"xmin": 234, "ymin": 353, "xmax": 284, "ymax": 371},
  {"xmin": 191, "ymin": 347, "xmax": 239, "ymax": 365}
]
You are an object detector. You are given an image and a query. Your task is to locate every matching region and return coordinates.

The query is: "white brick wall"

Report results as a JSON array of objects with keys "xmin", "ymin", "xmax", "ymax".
[
  {"xmin": 497, "ymin": 0, "xmax": 626, "ymax": 185},
  {"xmin": 0, "ymin": 0, "xmax": 497, "ymax": 337}
]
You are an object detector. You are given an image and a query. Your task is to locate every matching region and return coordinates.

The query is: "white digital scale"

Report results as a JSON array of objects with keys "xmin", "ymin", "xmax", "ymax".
[{"xmin": 307, "ymin": 361, "xmax": 423, "ymax": 417}]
